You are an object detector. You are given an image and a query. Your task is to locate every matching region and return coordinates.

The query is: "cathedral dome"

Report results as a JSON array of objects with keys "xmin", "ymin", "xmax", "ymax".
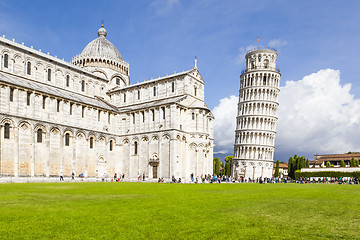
[{"xmin": 79, "ymin": 25, "xmax": 123, "ymax": 61}]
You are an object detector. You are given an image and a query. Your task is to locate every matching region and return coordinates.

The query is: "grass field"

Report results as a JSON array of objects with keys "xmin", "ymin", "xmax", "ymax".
[{"xmin": 0, "ymin": 182, "xmax": 359, "ymax": 240}]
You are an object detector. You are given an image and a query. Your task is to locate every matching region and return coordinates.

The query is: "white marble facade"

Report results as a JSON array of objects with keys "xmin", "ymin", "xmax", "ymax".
[
  {"xmin": 0, "ymin": 26, "xmax": 214, "ymax": 181},
  {"xmin": 232, "ymin": 48, "xmax": 280, "ymax": 180}
]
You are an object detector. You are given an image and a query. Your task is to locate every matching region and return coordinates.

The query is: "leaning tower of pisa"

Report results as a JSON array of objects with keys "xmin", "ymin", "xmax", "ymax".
[{"xmin": 232, "ymin": 48, "xmax": 280, "ymax": 180}]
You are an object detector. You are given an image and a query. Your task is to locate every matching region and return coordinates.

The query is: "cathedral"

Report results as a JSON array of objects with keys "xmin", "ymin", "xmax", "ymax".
[{"xmin": 0, "ymin": 25, "xmax": 214, "ymax": 181}]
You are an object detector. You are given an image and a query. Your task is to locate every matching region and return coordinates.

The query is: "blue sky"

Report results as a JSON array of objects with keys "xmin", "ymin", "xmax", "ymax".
[{"xmin": 1, "ymin": 0, "xmax": 360, "ymax": 161}]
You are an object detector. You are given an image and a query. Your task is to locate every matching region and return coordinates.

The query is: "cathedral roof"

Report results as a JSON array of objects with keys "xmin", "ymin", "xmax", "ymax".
[
  {"xmin": 0, "ymin": 72, "xmax": 118, "ymax": 112},
  {"xmin": 79, "ymin": 25, "xmax": 123, "ymax": 62}
]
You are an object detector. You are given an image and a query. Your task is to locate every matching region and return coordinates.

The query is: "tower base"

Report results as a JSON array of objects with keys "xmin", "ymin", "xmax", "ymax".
[{"xmin": 232, "ymin": 159, "xmax": 273, "ymax": 180}]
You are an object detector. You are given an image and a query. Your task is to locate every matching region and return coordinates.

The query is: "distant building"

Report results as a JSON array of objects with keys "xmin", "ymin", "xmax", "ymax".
[
  {"xmin": 310, "ymin": 153, "xmax": 360, "ymax": 168},
  {"xmin": 272, "ymin": 163, "xmax": 288, "ymax": 178}
]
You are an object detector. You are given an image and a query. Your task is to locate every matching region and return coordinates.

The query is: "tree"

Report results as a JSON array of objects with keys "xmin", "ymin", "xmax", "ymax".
[
  {"xmin": 224, "ymin": 156, "xmax": 233, "ymax": 176},
  {"xmin": 288, "ymin": 157, "xmax": 295, "ymax": 179},
  {"xmin": 288, "ymin": 155, "xmax": 309, "ymax": 179},
  {"xmin": 340, "ymin": 160, "xmax": 345, "ymax": 167},
  {"xmin": 350, "ymin": 158, "xmax": 355, "ymax": 167},
  {"xmin": 326, "ymin": 161, "xmax": 331, "ymax": 168},
  {"xmin": 356, "ymin": 159, "xmax": 359, "ymax": 167},
  {"xmin": 274, "ymin": 160, "xmax": 280, "ymax": 177},
  {"xmin": 213, "ymin": 158, "xmax": 221, "ymax": 176}
]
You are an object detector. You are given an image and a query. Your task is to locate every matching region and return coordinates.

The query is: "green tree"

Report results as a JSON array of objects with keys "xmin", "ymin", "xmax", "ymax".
[
  {"xmin": 288, "ymin": 157, "xmax": 295, "ymax": 179},
  {"xmin": 274, "ymin": 160, "xmax": 280, "ymax": 177},
  {"xmin": 326, "ymin": 161, "xmax": 331, "ymax": 168},
  {"xmin": 306, "ymin": 159, "xmax": 310, "ymax": 168},
  {"xmin": 355, "ymin": 159, "xmax": 359, "ymax": 167},
  {"xmin": 350, "ymin": 158, "xmax": 355, "ymax": 167},
  {"xmin": 340, "ymin": 160, "xmax": 345, "ymax": 167},
  {"xmin": 224, "ymin": 156, "xmax": 233, "ymax": 176},
  {"xmin": 213, "ymin": 158, "xmax": 221, "ymax": 176}
]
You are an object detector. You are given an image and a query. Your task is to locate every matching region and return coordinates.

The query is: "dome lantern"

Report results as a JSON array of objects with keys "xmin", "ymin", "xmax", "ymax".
[{"xmin": 98, "ymin": 24, "xmax": 107, "ymax": 38}]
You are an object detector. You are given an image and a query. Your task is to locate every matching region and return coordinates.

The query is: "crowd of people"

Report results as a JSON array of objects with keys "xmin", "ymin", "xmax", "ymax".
[
  {"xmin": 295, "ymin": 177, "xmax": 359, "ymax": 184},
  {"xmin": 60, "ymin": 171, "xmax": 360, "ymax": 185}
]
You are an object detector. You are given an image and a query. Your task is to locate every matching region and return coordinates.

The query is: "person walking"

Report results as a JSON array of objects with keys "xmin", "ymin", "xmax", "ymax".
[
  {"xmin": 60, "ymin": 172, "xmax": 64, "ymax": 181},
  {"xmin": 71, "ymin": 172, "xmax": 75, "ymax": 180}
]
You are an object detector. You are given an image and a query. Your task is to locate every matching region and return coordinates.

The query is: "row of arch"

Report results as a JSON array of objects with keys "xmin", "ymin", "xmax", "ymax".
[
  {"xmin": 237, "ymin": 116, "xmax": 277, "ymax": 131},
  {"xmin": 234, "ymin": 145, "xmax": 274, "ymax": 160},
  {"xmin": 235, "ymin": 131, "xmax": 275, "ymax": 146},
  {"xmin": 73, "ymin": 57, "xmax": 129, "ymax": 76},
  {"xmin": 1, "ymin": 117, "xmax": 207, "ymax": 149},
  {"xmin": 1, "ymin": 118, "xmax": 117, "ymax": 150},
  {"xmin": 240, "ymin": 88, "xmax": 279, "ymax": 102},
  {"xmin": 241, "ymin": 72, "xmax": 280, "ymax": 88},
  {"xmin": 239, "ymin": 102, "xmax": 278, "ymax": 116}
]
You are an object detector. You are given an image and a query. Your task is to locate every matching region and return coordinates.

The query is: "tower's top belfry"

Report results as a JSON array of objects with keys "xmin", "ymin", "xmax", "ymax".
[{"xmin": 244, "ymin": 47, "xmax": 279, "ymax": 74}]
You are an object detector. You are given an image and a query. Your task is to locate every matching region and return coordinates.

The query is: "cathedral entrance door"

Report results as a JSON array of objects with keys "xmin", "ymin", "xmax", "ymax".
[
  {"xmin": 153, "ymin": 165, "xmax": 158, "ymax": 179},
  {"xmin": 97, "ymin": 157, "xmax": 107, "ymax": 178}
]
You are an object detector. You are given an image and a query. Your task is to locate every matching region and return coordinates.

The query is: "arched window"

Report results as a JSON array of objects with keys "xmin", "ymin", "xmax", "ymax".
[
  {"xmin": 109, "ymin": 140, "xmax": 113, "ymax": 151},
  {"xmin": 56, "ymin": 99, "xmax": 60, "ymax": 112},
  {"xmin": 81, "ymin": 80, "xmax": 85, "ymax": 92},
  {"xmin": 47, "ymin": 69, "xmax": 51, "ymax": 81},
  {"xmin": 42, "ymin": 96, "xmax": 46, "ymax": 109},
  {"xmin": 264, "ymin": 59, "xmax": 269, "ymax": 68},
  {"xmin": 27, "ymin": 62, "xmax": 31, "ymax": 75},
  {"xmin": 66, "ymin": 75, "xmax": 70, "ymax": 87},
  {"xmin": 116, "ymin": 78, "xmax": 120, "ymax": 85},
  {"xmin": 134, "ymin": 141, "xmax": 138, "ymax": 155},
  {"xmin": 258, "ymin": 55, "xmax": 261, "ymax": 62},
  {"xmin": 9, "ymin": 88, "xmax": 14, "ymax": 102},
  {"xmin": 70, "ymin": 103, "xmax": 73, "ymax": 115},
  {"xmin": 263, "ymin": 76, "xmax": 267, "ymax": 85},
  {"xmin": 90, "ymin": 137, "xmax": 94, "ymax": 149},
  {"xmin": 138, "ymin": 90, "xmax": 140, "ymax": 99},
  {"xmin": 124, "ymin": 93, "xmax": 126, "ymax": 102},
  {"xmin": 153, "ymin": 86, "xmax": 156, "ymax": 96},
  {"xmin": 152, "ymin": 109, "xmax": 155, "ymax": 121},
  {"xmin": 194, "ymin": 87, "xmax": 197, "ymax": 96},
  {"xmin": 4, "ymin": 123, "xmax": 10, "ymax": 139},
  {"xmin": 192, "ymin": 112, "xmax": 195, "ymax": 120},
  {"xmin": 65, "ymin": 133, "xmax": 70, "ymax": 146},
  {"xmin": 4, "ymin": 54, "xmax": 8, "ymax": 68},
  {"xmin": 26, "ymin": 92, "xmax": 31, "ymax": 106},
  {"xmin": 37, "ymin": 129, "xmax": 43, "ymax": 143},
  {"xmin": 172, "ymin": 82, "xmax": 175, "ymax": 93}
]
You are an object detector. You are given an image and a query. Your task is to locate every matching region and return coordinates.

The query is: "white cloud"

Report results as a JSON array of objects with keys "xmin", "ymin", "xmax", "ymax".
[
  {"xmin": 268, "ymin": 39, "xmax": 287, "ymax": 48},
  {"xmin": 276, "ymin": 69, "xmax": 360, "ymax": 155},
  {"xmin": 212, "ymin": 95, "xmax": 238, "ymax": 154},
  {"xmin": 212, "ymin": 69, "xmax": 360, "ymax": 157}
]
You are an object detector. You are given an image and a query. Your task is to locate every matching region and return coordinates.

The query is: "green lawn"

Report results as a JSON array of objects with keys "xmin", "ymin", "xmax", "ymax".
[{"xmin": 0, "ymin": 182, "xmax": 359, "ymax": 239}]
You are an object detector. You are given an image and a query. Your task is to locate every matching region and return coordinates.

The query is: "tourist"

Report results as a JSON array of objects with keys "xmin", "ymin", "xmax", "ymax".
[
  {"xmin": 60, "ymin": 172, "xmax": 64, "ymax": 181},
  {"xmin": 71, "ymin": 172, "xmax": 75, "ymax": 180}
]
